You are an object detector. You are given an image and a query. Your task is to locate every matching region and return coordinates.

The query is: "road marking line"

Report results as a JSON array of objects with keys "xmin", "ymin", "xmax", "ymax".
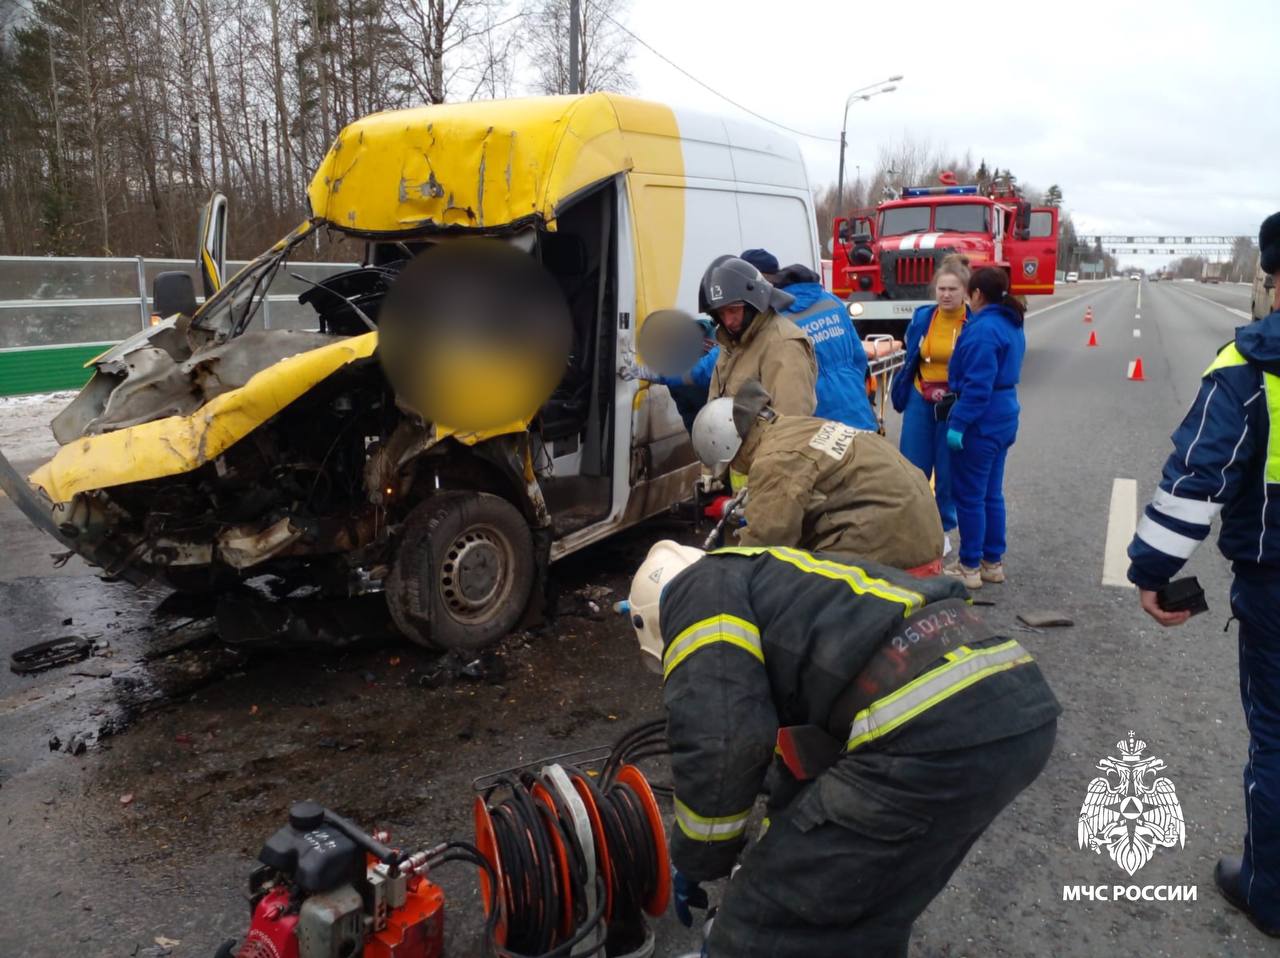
[
  {"xmin": 1172, "ymin": 286, "xmax": 1251, "ymax": 320},
  {"xmin": 1137, "ymin": 283, "xmax": 1142, "ymax": 310},
  {"xmin": 1102, "ymin": 478, "xmax": 1138, "ymax": 588},
  {"xmin": 1026, "ymin": 289, "xmax": 1093, "ymax": 319},
  {"xmin": 1134, "ymin": 329, "xmax": 1141, "ymax": 337}
]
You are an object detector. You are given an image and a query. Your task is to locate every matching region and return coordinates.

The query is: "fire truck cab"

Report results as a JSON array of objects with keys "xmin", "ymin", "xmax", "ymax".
[{"xmin": 831, "ymin": 180, "xmax": 1059, "ymax": 335}]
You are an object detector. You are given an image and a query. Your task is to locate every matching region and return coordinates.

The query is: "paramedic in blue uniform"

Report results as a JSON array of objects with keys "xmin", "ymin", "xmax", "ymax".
[
  {"xmin": 1127, "ymin": 211, "xmax": 1280, "ymax": 938},
  {"xmin": 740, "ymin": 248, "xmax": 880, "ymax": 431}
]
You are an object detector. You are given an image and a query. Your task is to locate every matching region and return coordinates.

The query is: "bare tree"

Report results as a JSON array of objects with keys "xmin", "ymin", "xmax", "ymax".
[{"xmin": 526, "ymin": 0, "xmax": 633, "ymax": 95}]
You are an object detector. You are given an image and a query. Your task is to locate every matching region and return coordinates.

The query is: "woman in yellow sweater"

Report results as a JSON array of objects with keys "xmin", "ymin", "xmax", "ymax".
[{"xmin": 889, "ymin": 255, "xmax": 971, "ymax": 545}]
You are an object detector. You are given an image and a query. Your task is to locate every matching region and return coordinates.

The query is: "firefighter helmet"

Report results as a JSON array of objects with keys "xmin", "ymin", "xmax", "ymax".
[
  {"xmin": 697, "ymin": 256, "xmax": 794, "ymax": 316},
  {"xmin": 625, "ymin": 540, "xmax": 706, "ymax": 668},
  {"xmin": 691, "ymin": 397, "xmax": 742, "ymax": 474}
]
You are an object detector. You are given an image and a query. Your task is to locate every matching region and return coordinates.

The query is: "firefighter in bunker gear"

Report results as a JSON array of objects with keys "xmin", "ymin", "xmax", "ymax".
[
  {"xmin": 1127, "ymin": 211, "xmax": 1280, "ymax": 935},
  {"xmin": 700, "ymin": 256, "xmax": 817, "ymax": 418},
  {"xmin": 690, "ymin": 379, "xmax": 943, "ymax": 570},
  {"xmin": 623, "ymin": 542, "xmax": 1060, "ymax": 957}
]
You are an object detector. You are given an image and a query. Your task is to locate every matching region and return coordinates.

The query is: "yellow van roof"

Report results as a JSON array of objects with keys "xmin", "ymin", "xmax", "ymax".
[{"xmin": 307, "ymin": 93, "xmax": 682, "ymax": 235}]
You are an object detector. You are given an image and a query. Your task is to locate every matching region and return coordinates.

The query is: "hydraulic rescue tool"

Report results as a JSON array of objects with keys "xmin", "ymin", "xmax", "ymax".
[{"xmin": 216, "ymin": 721, "xmax": 671, "ymax": 958}]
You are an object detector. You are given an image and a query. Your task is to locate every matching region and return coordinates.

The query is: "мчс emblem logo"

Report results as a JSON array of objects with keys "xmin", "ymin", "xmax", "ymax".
[{"xmin": 1077, "ymin": 732, "xmax": 1185, "ymax": 876}]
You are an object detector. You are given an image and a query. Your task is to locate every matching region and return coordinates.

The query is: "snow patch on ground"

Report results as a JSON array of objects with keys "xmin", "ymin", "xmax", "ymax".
[{"xmin": 0, "ymin": 391, "xmax": 74, "ymax": 464}]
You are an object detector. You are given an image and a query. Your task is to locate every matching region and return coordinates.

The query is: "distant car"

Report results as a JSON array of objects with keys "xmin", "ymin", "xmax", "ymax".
[
  {"xmin": 1129, "ymin": 273, "xmax": 1141, "ymax": 281},
  {"xmin": 1065, "ymin": 271, "xmax": 1079, "ymax": 283}
]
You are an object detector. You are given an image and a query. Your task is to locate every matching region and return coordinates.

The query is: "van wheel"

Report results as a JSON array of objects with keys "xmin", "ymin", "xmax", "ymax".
[{"xmin": 386, "ymin": 492, "xmax": 535, "ymax": 651}]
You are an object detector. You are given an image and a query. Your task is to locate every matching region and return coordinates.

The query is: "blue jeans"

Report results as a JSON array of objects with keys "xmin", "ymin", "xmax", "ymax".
[
  {"xmin": 1231, "ymin": 564, "xmax": 1280, "ymax": 927},
  {"xmin": 899, "ymin": 388, "xmax": 956, "ymax": 532},
  {"xmin": 950, "ymin": 418, "xmax": 1017, "ymax": 568}
]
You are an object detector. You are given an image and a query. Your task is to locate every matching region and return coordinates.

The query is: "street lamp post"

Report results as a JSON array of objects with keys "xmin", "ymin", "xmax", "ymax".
[{"xmin": 836, "ymin": 76, "xmax": 902, "ymax": 213}]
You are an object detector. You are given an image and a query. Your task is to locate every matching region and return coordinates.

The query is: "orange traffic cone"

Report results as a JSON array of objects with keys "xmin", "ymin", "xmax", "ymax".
[
  {"xmin": 1084, "ymin": 306, "xmax": 1094, "ymax": 323},
  {"xmin": 1128, "ymin": 357, "xmax": 1145, "ymax": 381},
  {"xmin": 1087, "ymin": 330, "xmax": 1098, "ymax": 347}
]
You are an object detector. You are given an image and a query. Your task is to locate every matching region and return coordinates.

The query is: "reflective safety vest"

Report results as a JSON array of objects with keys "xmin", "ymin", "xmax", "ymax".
[{"xmin": 1205, "ymin": 343, "xmax": 1280, "ymax": 484}]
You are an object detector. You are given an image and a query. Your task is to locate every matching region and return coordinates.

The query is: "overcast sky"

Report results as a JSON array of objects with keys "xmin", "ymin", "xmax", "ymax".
[{"xmin": 620, "ymin": 0, "xmax": 1277, "ymax": 269}]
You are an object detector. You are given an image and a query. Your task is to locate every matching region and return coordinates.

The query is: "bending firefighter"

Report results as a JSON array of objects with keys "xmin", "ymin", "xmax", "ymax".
[
  {"xmin": 623, "ymin": 542, "xmax": 1060, "ymax": 956},
  {"xmin": 692, "ymin": 378, "xmax": 943, "ymax": 571}
]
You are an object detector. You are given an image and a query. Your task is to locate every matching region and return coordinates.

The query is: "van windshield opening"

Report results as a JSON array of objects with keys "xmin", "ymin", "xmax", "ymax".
[{"xmin": 934, "ymin": 204, "xmax": 990, "ymax": 233}]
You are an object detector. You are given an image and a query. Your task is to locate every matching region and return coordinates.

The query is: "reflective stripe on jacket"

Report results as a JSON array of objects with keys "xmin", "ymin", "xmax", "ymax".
[
  {"xmin": 657, "ymin": 549, "xmax": 1060, "ymax": 881},
  {"xmin": 1128, "ymin": 312, "xmax": 1280, "ymax": 589}
]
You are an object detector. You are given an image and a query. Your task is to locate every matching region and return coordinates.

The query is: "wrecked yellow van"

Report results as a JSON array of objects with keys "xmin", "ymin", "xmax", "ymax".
[{"xmin": 6, "ymin": 94, "xmax": 822, "ymax": 650}]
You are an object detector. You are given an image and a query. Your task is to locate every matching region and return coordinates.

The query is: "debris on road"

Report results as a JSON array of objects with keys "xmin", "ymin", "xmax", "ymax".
[
  {"xmin": 9, "ymin": 635, "xmax": 94, "ymax": 674},
  {"xmin": 119, "ymin": 793, "xmax": 134, "ymax": 806},
  {"xmin": 1017, "ymin": 610, "xmax": 1075, "ymax": 629}
]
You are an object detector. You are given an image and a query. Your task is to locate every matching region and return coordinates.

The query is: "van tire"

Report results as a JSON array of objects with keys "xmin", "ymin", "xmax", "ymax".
[{"xmin": 387, "ymin": 492, "xmax": 535, "ymax": 651}]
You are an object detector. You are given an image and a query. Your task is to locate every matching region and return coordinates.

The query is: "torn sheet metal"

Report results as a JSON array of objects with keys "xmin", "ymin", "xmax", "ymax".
[{"xmin": 28, "ymin": 332, "xmax": 378, "ymax": 503}]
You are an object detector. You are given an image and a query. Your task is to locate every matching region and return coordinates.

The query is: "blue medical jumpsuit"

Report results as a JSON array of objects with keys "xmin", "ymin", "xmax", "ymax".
[
  {"xmin": 1128, "ymin": 311, "xmax": 1280, "ymax": 926},
  {"xmin": 775, "ymin": 271, "xmax": 879, "ymax": 431},
  {"xmin": 946, "ymin": 301, "xmax": 1025, "ymax": 569},
  {"xmin": 891, "ymin": 304, "xmax": 970, "ymax": 532}
]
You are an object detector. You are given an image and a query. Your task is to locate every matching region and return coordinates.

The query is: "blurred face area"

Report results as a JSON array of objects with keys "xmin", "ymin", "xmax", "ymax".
[
  {"xmin": 377, "ymin": 239, "xmax": 573, "ymax": 432},
  {"xmin": 715, "ymin": 303, "xmax": 747, "ymax": 336},
  {"xmin": 934, "ymin": 272, "xmax": 965, "ymax": 310}
]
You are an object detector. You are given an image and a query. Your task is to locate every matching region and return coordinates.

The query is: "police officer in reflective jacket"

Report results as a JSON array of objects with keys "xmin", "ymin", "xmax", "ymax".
[
  {"xmin": 623, "ymin": 542, "xmax": 1060, "ymax": 956},
  {"xmin": 1127, "ymin": 211, "xmax": 1280, "ymax": 937}
]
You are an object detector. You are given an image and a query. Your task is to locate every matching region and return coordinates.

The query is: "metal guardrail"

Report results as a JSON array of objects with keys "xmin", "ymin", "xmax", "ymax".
[{"xmin": 0, "ymin": 255, "xmax": 356, "ymax": 394}]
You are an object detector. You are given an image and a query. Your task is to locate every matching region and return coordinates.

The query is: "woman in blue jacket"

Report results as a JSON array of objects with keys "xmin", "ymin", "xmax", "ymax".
[
  {"xmin": 890, "ymin": 255, "xmax": 971, "ymax": 541},
  {"xmin": 944, "ymin": 267, "xmax": 1027, "ymax": 589}
]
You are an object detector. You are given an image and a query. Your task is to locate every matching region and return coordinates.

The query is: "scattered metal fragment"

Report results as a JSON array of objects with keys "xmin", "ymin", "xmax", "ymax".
[
  {"xmin": 10, "ymin": 635, "xmax": 94, "ymax": 674},
  {"xmin": 1017, "ymin": 611, "xmax": 1075, "ymax": 629}
]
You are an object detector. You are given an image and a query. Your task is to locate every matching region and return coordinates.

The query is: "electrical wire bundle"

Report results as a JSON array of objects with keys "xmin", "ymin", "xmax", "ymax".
[{"xmin": 468, "ymin": 720, "xmax": 673, "ymax": 957}]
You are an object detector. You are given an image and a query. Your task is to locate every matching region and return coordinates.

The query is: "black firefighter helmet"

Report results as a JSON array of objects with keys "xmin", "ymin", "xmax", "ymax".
[{"xmin": 697, "ymin": 255, "xmax": 795, "ymax": 321}]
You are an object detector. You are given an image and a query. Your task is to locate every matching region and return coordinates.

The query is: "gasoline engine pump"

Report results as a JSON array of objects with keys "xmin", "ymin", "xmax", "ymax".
[{"xmin": 217, "ymin": 721, "xmax": 672, "ymax": 958}]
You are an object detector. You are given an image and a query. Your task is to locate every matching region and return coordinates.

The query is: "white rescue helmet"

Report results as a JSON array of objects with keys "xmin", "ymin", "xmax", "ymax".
[
  {"xmin": 691, "ymin": 397, "xmax": 741, "ymax": 474},
  {"xmin": 624, "ymin": 539, "xmax": 706, "ymax": 669}
]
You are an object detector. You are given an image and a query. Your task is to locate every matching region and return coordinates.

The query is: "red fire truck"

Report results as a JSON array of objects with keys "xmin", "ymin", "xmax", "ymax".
[{"xmin": 831, "ymin": 176, "xmax": 1060, "ymax": 336}]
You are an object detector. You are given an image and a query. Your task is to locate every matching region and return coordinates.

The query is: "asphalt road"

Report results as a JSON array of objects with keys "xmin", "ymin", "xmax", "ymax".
[{"xmin": 0, "ymin": 278, "xmax": 1275, "ymax": 957}]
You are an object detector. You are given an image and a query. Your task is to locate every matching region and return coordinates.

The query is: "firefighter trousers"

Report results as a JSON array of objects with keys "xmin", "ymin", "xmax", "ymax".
[
  {"xmin": 1231, "ymin": 563, "xmax": 1280, "ymax": 927},
  {"xmin": 707, "ymin": 721, "xmax": 1057, "ymax": 958}
]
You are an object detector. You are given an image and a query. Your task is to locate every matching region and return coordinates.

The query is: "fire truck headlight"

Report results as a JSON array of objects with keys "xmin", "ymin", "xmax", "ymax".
[
  {"xmin": 847, "ymin": 302, "xmax": 864, "ymax": 317},
  {"xmin": 858, "ymin": 276, "xmax": 873, "ymax": 291}
]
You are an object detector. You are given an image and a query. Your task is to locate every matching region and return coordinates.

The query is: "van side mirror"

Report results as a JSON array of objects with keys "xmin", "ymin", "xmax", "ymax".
[{"xmin": 153, "ymin": 271, "xmax": 198, "ymax": 318}]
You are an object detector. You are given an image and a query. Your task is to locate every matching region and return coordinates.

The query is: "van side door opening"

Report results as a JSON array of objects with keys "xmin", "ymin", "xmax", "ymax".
[{"xmin": 535, "ymin": 180, "xmax": 619, "ymax": 538}]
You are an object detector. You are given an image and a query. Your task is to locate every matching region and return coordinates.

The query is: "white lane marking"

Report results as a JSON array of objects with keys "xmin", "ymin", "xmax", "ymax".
[
  {"xmin": 1137, "ymin": 283, "xmax": 1142, "ymax": 310},
  {"xmin": 1135, "ymin": 312, "xmax": 1141, "ymax": 319},
  {"xmin": 1025, "ymin": 289, "xmax": 1093, "ymax": 319},
  {"xmin": 1102, "ymin": 478, "xmax": 1138, "ymax": 588},
  {"xmin": 1172, "ymin": 286, "xmax": 1251, "ymax": 320},
  {"xmin": 1134, "ymin": 329, "xmax": 1141, "ymax": 337}
]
